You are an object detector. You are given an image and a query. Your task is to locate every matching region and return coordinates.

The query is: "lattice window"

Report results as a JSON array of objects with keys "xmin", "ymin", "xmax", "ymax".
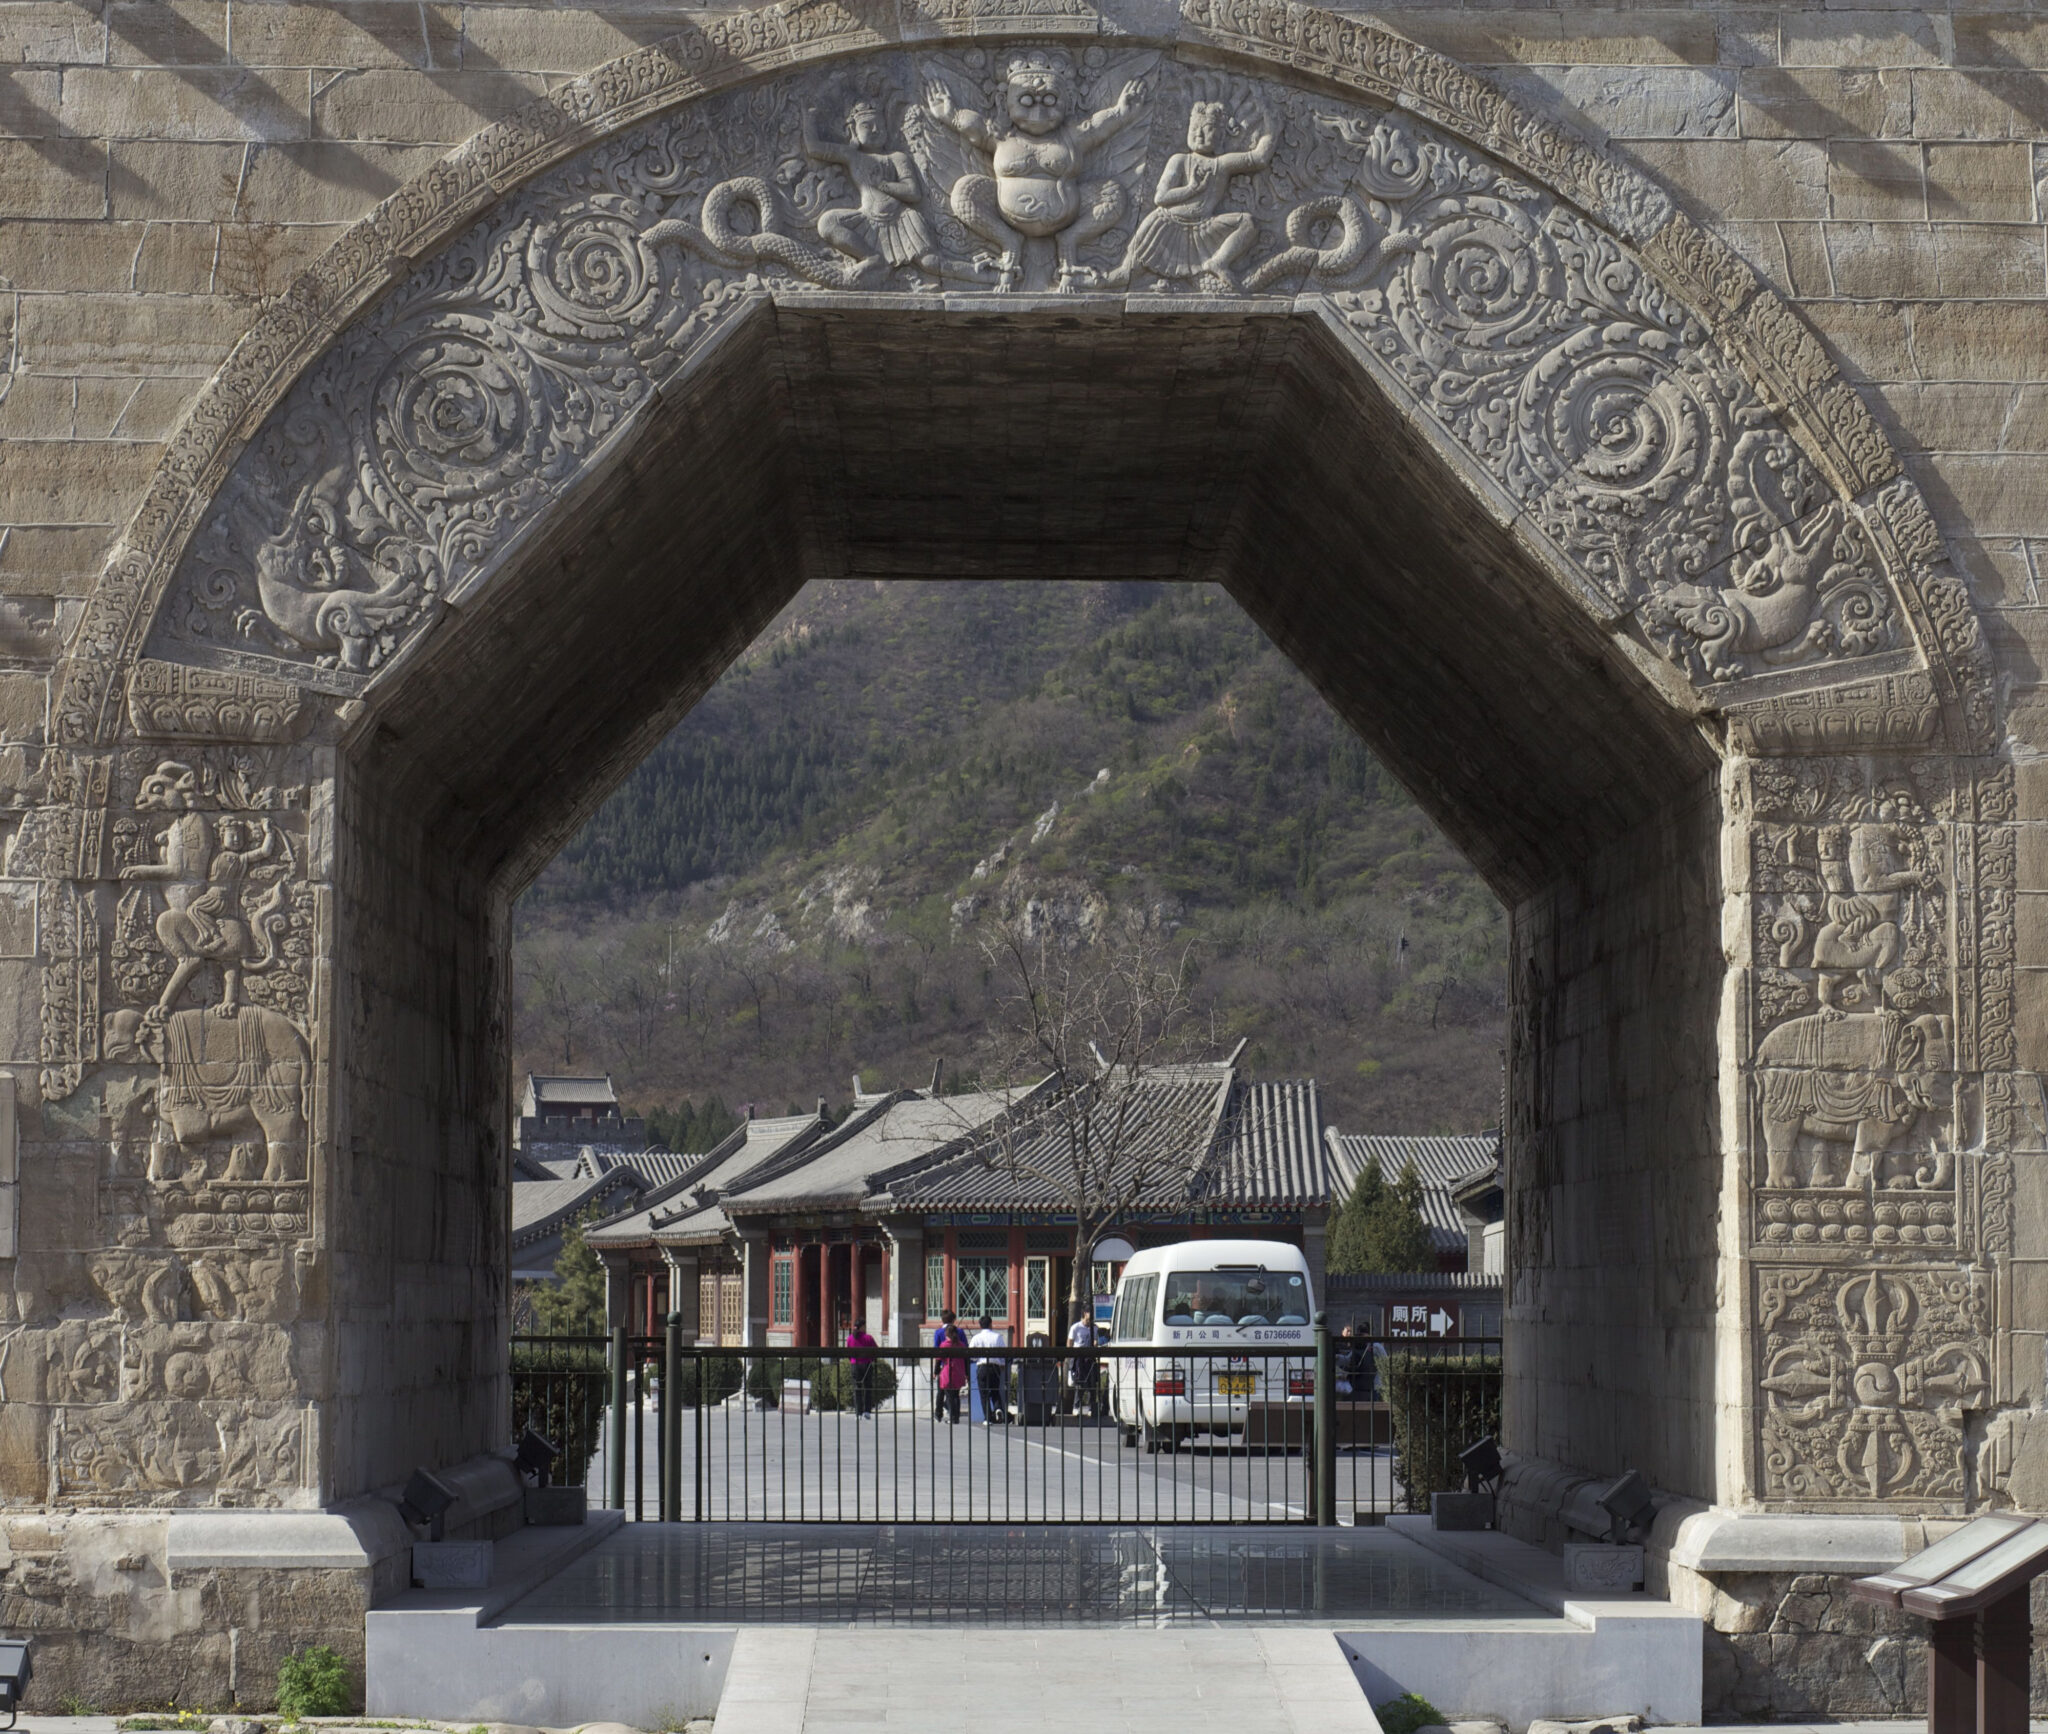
[
  {"xmin": 771, "ymin": 1256, "xmax": 793, "ymax": 1326},
  {"xmin": 956, "ymin": 1256, "xmax": 1009, "ymax": 1320},
  {"xmin": 926, "ymin": 1252, "xmax": 946, "ymax": 1315},
  {"xmin": 1025, "ymin": 1259, "xmax": 1048, "ymax": 1321}
]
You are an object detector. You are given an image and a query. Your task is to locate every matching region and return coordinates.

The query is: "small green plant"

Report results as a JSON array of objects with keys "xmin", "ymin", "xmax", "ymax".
[
  {"xmin": 60, "ymin": 1695, "xmax": 101, "ymax": 1717},
  {"xmin": 275, "ymin": 1644, "xmax": 353, "ymax": 1718},
  {"xmin": 1374, "ymin": 1692, "xmax": 1445, "ymax": 1734}
]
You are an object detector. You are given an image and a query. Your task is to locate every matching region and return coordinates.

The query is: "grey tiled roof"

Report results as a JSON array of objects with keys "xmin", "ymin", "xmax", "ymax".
[
  {"xmin": 590, "ymin": 1111, "xmax": 829, "ymax": 1248},
  {"xmin": 512, "ymin": 1171, "xmax": 641, "ymax": 1246},
  {"xmin": 525, "ymin": 1073, "xmax": 620, "ymax": 1108},
  {"xmin": 1324, "ymin": 1131, "xmax": 1499, "ymax": 1252},
  {"xmin": 882, "ymin": 1068, "xmax": 1328, "ymax": 1213},
  {"xmin": 582, "ymin": 1148, "xmax": 695, "ymax": 1187}
]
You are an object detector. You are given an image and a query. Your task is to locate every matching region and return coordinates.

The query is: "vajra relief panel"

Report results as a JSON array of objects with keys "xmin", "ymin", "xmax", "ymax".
[
  {"xmin": 145, "ymin": 47, "xmax": 1913, "ymax": 715},
  {"xmin": 1745, "ymin": 752, "xmax": 2019, "ymax": 1508},
  {"xmin": 2, "ymin": 738, "xmax": 321, "ymax": 1506}
]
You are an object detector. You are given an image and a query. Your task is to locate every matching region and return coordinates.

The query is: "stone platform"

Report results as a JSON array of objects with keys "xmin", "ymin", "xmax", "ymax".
[{"xmin": 363, "ymin": 1522, "xmax": 1701, "ymax": 1727}]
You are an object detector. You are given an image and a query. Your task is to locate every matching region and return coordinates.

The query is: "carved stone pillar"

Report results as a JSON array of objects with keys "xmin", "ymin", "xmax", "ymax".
[
  {"xmin": 739, "ymin": 1232, "xmax": 770, "ymax": 1349},
  {"xmin": 662, "ymin": 1248, "xmax": 700, "ymax": 1340},
  {"xmin": 881, "ymin": 1220, "xmax": 923, "ymax": 1351}
]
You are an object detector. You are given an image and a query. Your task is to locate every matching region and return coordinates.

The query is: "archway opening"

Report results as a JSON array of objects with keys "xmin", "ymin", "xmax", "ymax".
[{"xmin": 333, "ymin": 300, "xmax": 1722, "ymax": 1503}]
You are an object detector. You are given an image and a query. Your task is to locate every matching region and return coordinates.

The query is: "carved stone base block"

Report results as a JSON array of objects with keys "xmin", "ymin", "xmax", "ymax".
[{"xmin": 1562, "ymin": 1543, "xmax": 1645, "ymax": 1592}]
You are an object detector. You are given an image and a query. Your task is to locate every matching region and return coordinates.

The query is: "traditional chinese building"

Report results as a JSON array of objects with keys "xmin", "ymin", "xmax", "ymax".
[{"xmin": 586, "ymin": 1059, "xmax": 1331, "ymax": 1349}]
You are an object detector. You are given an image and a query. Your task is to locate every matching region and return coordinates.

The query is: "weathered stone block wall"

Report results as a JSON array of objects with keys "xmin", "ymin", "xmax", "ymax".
[
  {"xmin": 1505, "ymin": 777, "xmax": 1725, "ymax": 1503},
  {"xmin": 328, "ymin": 754, "xmax": 509, "ymax": 1497},
  {"xmin": 0, "ymin": 0, "xmax": 2034, "ymax": 1716}
]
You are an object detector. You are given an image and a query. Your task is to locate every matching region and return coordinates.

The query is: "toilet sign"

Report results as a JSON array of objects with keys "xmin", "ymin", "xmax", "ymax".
[{"xmin": 1390, "ymin": 1302, "xmax": 1458, "ymax": 1338}]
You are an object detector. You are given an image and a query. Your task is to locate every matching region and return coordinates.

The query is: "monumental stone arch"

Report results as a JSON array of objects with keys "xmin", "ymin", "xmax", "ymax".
[{"xmin": 4, "ymin": 0, "xmax": 2036, "ymax": 1710}]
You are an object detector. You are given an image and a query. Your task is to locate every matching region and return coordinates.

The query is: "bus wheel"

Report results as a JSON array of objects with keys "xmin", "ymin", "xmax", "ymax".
[
  {"xmin": 1122, "ymin": 1426, "xmax": 1139, "ymax": 1450},
  {"xmin": 1143, "ymin": 1423, "xmax": 1159, "ymax": 1455}
]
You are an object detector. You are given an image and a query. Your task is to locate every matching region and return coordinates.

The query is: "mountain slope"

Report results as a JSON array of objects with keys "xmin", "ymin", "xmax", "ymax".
[{"xmin": 515, "ymin": 580, "xmax": 1507, "ymax": 1134}]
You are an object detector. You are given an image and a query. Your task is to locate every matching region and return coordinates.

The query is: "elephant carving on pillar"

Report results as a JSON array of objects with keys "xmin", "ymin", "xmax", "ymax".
[
  {"xmin": 148, "ymin": 1004, "xmax": 309, "ymax": 1185},
  {"xmin": 1757, "ymin": 1006, "xmax": 1952, "ymax": 1190}
]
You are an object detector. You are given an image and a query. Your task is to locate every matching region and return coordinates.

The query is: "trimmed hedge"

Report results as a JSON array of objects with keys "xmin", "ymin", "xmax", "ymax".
[
  {"xmin": 1384, "ymin": 1350, "xmax": 1501, "ymax": 1513},
  {"xmin": 810, "ymin": 1359, "xmax": 900, "ymax": 1412},
  {"xmin": 678, "ymin": 1353, "xmax": 745, "ymax": 1407}
]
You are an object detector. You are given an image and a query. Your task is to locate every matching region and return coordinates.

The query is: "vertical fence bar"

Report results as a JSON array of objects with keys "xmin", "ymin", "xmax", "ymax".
[
  {"xmin": 1313, "ymin": 1311, "xmax": 1334, "ymax": 1526},
  {"xmin": 663, "ymin": 1315, "xmax": 681, "ymax": 1522},
  {"xmin": 694, "ymin": 1352, "xmax": 706, "ymax": 1522},
  {"xmin": 608, "ymin": 1324, "xmax": 628, "ymax": 1513}
]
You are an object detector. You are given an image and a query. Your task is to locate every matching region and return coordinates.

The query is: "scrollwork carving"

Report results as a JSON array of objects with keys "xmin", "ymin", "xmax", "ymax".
[{"xmin": 138, "ymin": 56, "xmax": 1915, "ymax": 707}]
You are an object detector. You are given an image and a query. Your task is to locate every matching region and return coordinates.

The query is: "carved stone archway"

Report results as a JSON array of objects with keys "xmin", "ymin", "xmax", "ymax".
[{"xmin": 20, "ymin": 0, "xmax": 2018, "ymax": 1708}]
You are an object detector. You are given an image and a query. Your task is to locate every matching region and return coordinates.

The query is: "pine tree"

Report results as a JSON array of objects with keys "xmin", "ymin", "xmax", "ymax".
[
  {"xmin": 529, "ymin": 1208, "xmax": 609, "ymax": 1335},
  {"xmin": 1326, "ymin": 1160, "xmax": 1384, "ymax": 1273},
  {"xmin": 1327, "ymin": 1154, "xmax": 1436, "ymax": 1274}
]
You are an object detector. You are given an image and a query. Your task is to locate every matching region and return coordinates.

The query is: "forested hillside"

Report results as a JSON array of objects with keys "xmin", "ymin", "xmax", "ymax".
[{"xmin": 514, "ymin": 581, "xmax": 1507, "ymax": 1135}]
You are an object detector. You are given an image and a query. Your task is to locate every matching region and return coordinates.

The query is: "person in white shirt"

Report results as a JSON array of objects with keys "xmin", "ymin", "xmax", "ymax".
[
  {"xmin": 969, "ymin": 1315, "xmax": 1009, "ymax": 1424},
  {"xmin": 1065, "ymin": 1312, "xmax": 1102, "ymax": 1418}
]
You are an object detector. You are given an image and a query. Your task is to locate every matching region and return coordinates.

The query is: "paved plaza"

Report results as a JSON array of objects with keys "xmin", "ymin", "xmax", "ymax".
[{"xmin": 587, "ymin": 1400, "xmax": 1400, "ymax": 1524}]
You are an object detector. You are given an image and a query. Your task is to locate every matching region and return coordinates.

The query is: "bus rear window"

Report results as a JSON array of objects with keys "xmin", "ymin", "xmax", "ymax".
[{"xmin": 1160, "ymin": 1269, "xmax": 1308, "ymax": 1327}]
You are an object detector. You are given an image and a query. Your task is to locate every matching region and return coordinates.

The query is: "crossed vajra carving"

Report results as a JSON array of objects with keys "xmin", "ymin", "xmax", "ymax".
[
  {"xmin": 1761, "ymin": 1269, "xmax": 1988, "ymax": 1501},
  {"xmin": 160, "ymin": 48, "xmax": 1906, "ymax": 704}
]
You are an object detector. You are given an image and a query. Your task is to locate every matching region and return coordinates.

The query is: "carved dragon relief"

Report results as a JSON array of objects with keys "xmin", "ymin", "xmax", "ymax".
[{"xmin": 138, "ymin": 49, "xmax": 1927, "ymax": 711}]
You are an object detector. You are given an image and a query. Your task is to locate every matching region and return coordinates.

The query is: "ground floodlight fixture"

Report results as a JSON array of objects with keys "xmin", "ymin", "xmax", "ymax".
[
  {"xmin": 1599, "ymin": 1468, "xmax": 1655, "ymax": 1543},
  {"xmin": 515, "ymin": 1425, "xmax": 559, "ymax": 1487},
  {"xmin": 1459, "ymin": 1434, "xmax": 1503, "ymax": 1495},
  {"xmin": 0, "ymin": 1637, "xmax": 30, "ymax": 1729},
  {"xmin": 399, "ymin": 1467, "xmax": 458, "ymax": 1541}
]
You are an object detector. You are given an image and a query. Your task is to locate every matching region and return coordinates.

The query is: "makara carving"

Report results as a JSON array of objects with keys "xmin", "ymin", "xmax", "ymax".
[{"xmin": 144, "ymin": 50, "xmax": 1915, "ymax": 709}]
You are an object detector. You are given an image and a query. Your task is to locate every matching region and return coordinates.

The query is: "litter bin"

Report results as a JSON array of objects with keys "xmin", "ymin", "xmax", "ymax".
[{"xmin": 1018, "ymin": 1335, "xmax": 1059, "ymax": 1424}]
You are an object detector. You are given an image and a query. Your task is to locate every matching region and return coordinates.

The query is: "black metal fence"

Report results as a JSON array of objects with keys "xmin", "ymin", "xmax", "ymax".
[{"xmin": 512, "ymin": 1321, "xmax": 1502, "ymax": 1526}]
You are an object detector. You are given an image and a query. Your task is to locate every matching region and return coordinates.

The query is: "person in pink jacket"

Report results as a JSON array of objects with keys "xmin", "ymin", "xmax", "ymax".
[{"xmin": 933, "ymin": 1309, "xmax": 969, "ymax": 1424}]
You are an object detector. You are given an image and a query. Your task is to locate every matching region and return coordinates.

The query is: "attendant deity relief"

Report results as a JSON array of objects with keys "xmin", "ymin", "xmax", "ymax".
[
  {"xmin": 1101, "ymin": 101, "xmax": 1275, "ymax": 291},
  {"xmin": 801, "ymin": 101, "xmax": 990, "ymax": 287}
]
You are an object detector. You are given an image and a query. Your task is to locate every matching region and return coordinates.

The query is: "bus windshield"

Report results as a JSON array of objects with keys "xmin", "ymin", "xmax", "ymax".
[{"xmin": 1159, "ymin": 1268, "xmax": 1309, "ymax": 1327}]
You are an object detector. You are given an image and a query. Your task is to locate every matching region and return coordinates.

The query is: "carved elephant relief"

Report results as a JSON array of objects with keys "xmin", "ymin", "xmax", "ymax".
[{"xmin": 1756, "ymin": 1007, "xmax": 1952, "ymax": 1190}]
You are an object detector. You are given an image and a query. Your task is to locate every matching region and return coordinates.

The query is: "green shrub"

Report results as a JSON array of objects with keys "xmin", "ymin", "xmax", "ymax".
[
  {"xmin": 809, "ymin": 1359, "xmax": 899, "ymax": 1412},
  {"xmin": 745, "ymin": 1354, "xmax": 821, "ymax": 1404},
  {"xmin": 677, "ymin": 1353, "xmax": 744, "ymax": 1407},
  {"xmin": 1384, "ymin": 1350, "xmax": 1501, "ymax": 1513},
  {"xmin": 1374, "ymin": 1692, "xmax": 1444, "ymax": 1734},
  {"xmin": 276, "ymin": 1644, "xmax": 353, "ymax": 1718}
]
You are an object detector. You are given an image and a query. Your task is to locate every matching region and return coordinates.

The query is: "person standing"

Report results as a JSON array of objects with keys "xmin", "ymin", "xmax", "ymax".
[
  {"xmin": 933, "ymin": 1310, "xmax": 968, "ymax": 1424},
  {"xmin": 846, "ymin": 1318, "xmax": 879, "ymax": 1417},
  {"xmin": 970, "ymin": 1314, "xmax": 1009, "ymax": 1424},
  {"xmin": 1065, "ymin": 1310, "xmax": 1102, "ymax": 1418}
]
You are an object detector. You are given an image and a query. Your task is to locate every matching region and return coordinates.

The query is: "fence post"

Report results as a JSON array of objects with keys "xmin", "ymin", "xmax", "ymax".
[
  {"xmin": 663, "ymin": 1312, "xmax": 682, "ymax": 1522},
  {"xmin": 609, "ymin": 1323, "xmax": 628, "ymax": 1514},
  {"xmin": 1313, "ymin": 1309, "xmax": 1335, "ymax": 1527}
]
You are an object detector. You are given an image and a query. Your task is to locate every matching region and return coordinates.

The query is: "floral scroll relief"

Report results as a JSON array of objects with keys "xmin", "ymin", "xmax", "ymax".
[{"xmin": 146, "ymin": 50, "xmax": 1905, "ymax": 702}]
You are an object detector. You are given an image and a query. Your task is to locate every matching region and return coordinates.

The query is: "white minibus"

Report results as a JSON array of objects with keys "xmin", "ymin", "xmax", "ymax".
[{"xmin": 1105, "ymin": 1238, "xmax": 1315, "ymax": 1453}]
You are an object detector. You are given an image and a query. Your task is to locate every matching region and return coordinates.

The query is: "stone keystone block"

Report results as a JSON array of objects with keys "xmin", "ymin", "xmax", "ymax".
[
  {"xmin": 1562, "ymin": 1542, "xmax": 1645, "ymax": 1592},
  {"xmin": 411, "ymin": 1539, "xmax": 494, "ymax": 1590}
]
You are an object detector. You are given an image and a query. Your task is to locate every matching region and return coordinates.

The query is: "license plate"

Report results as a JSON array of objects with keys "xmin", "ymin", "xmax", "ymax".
[{"xmin": 1216, "ymin": 1373, "xmax": 1256, "ymax": 1396}]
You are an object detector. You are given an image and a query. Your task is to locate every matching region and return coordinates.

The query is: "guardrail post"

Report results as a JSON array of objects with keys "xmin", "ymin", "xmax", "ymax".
[
  {"xmin": 1313, "ymin": 1310, "xmax": 1335, "ymax": 1527},
  {"xmin": 663, "ymin": 1312, "xmax": 682, "ymax": 1522},
  {"xmin": 609, "ymin": 1323, "xmax": 628, "ymax": 1514}
]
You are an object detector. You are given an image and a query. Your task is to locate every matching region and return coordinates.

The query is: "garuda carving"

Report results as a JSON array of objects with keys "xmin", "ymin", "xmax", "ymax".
[{"xmin": 143, "ymin": 49, "xmax": 1911, "ymax": 707}]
